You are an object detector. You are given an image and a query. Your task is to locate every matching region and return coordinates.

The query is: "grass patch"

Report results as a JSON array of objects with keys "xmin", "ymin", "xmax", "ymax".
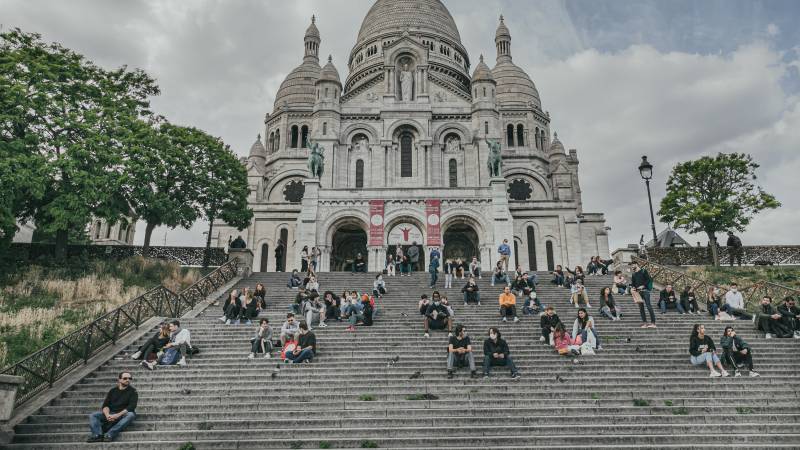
[
  {"xmin": 319, "ymin": 442, "xmax": 331, "ymax": 449},
  {"xmin": 736, "ymin": 407, "xmax": 754, "ymax": 415},
  {"xmin": 178, "ymin": 443, "xmax": 195, "ymax": 450},
  {"xmin": 686, "ymin": 266, "xmax": 800, "ymax": 291},
  {"xmin": 406, "ymin": 393, "xmax": 439, "ymax": 401},
  {"xmin": 289, "ymin": 441, "xmax": 304, "ymax": 449},
  {"xmin": 663, "ymin": 400, "xmax": 674, "ymax": 407},
  {"xmin": 591, "ymin": 393, "xmax": 601, "ymax": 400},
  {"xmin": 633, "ymin": 398, "xmax": 650, "ymax": 407},
  {"xmin": 359, "ymin": 394, "xmax": 376, "ymax": 401},
  {"xmin": 360, "ymin": 441, "xmax": 379, "ymax": 448},
  {"xmin": 672, "ymin": 407, "xmax": 689, "ymax": 415}
]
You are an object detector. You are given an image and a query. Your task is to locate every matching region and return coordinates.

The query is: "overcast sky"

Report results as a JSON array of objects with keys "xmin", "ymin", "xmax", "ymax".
[{"xmin": 4, "ymin": 0, "xmax": 799, "ymax": 251}]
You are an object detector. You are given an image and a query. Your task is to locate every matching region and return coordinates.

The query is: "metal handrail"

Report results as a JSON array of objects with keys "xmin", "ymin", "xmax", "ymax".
[
  {"xmin": 631, "ymin": 256, "xmax": 799, "ymax": 312},
  {"xmin": 1, "ymin": 258, "xmax": 239, "ymax": 408}
]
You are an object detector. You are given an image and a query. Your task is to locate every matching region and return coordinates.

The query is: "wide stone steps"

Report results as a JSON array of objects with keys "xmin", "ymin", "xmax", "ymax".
[{"xmin": 8, "ymin": 271, "xmax": 800, "ymax": 449}]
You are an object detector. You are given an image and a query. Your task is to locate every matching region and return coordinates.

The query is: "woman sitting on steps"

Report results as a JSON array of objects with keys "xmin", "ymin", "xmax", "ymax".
[{"xmin": 689, "ymin": 323, "xmax": 729, "ymax": 377}]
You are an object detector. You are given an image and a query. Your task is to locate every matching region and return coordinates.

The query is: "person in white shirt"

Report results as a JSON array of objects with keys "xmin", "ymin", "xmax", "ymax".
[
  {"xmin": 468, "ymin": 257, "xmax": 481, "ymax": 279},
  {"xmin": 721, "ymin": 283, "xmax": 751, "ymax": 320}
]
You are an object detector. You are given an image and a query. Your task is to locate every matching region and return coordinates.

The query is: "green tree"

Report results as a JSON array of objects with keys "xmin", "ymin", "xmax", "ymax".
[
  {"xmin": 0, "ymin": 28, "xmax": 158, "ymax": 258},
  {"xmin": 123, "ymin": 120, "xmax": 202, "ymax": 256},
  {"xmin": 658, "ymin": 153, "xmax": 780, "ymax": 266}
]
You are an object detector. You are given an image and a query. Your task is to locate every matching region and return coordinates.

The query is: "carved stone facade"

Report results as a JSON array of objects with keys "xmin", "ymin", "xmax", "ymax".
[{"xmin": 215, "ymin": 0, "xmax": 609, "ymax": 272}]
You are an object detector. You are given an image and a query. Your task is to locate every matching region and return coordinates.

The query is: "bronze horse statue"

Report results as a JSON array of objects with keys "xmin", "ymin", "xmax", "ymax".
[
  {"xmin": 486, "ymin": 137, "xmax": 502, "ymax": 178},
  {"xmin": 306, "ymin": 137, "xmax": 325, "ymax": 179}
]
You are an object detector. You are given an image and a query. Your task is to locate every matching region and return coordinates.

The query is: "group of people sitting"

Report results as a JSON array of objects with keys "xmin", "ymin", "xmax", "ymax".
[
  {"xmin": 753, "ymin": 295, "xmax": 800, "ymax": 339},
  {"xmin": 131, "ymin": 320, "xmax": 193, "ymax": 370},
  {"xmin": 539, "ymin": 306, "xmax": 602, "ymax": 355},
  {"xmin": 689, "ymin": 323, "xmax": 759, "ymax": 377},
  {"xmin": 219, "ymin": 283, "xmax": 267, "ymax": 325}
]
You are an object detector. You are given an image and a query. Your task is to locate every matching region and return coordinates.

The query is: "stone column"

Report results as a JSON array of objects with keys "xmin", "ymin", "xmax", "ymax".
[
  {"xmin": 368, "ymin": 246, "xmax": 385, "ymax": 272},
  {"xmin": 228, "ymin": 248, "xmax": 254, "ymax": 277},
  {"xmin": 489, "ymin": 177, "xmax": 514, "ymax": 270},
  {"xmin": 295, "ymin": 179, "xmax": 320, "ymax": 261},
  {"xmin": 431, "ymin": 144, "xmax": 443, "ymax": 187},
  {"xmin": 318, "ymin": 245, "xmax": 331, "ymax": 272},
  {"xmin": 0, "ymin": 374, "xmax": 24, "ymax": 444}
]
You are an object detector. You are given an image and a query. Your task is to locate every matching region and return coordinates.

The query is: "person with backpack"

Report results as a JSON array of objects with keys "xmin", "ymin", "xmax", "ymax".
[
  {"xmin": 284, "ymin": 321, "xmax": 316, "ymax": 364},
  {"xmin": 428, "ymin": 251, "xmax": 440, "ymax": 288},
  {"xmin": 482, "ymin": 327, "xmax": 520, "ymax": 379},
  {"xmin": 248, "ymin": 318, "xmax": 274, "ymax": 359},
  {"xmin": 447, "ymin": 324, "xmax": 478, "ymax": 379},
  {"xmin": 280, "ymin": 313, "xmax": 300, "ymax": 346},
  {"xmin": 142, "ymin": 320, "xmax": 191, "ymax": 370},
  {"xmin": 130, "ymin": 323, "xmax": 170, "ymax": 360}
]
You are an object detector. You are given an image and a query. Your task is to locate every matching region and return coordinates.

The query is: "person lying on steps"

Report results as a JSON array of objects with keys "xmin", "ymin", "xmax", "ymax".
[
  {"xmin": 130, "ymin": 322, "xmax": 170, "ymax": 360},
  {"xmin": 447, "ymin": 323, "xmax": 478, "ymax": 379}
]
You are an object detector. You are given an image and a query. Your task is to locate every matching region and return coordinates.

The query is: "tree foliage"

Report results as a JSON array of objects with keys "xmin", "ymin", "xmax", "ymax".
[{"xmin": 658, "ymin": 152, "xmax": 780, "ymax": 265}]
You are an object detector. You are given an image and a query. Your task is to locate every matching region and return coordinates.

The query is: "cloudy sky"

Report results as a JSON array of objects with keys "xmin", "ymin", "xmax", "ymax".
[{"xmin": 4, "ymin": 0, "xmax": 799, "ymax": 251}]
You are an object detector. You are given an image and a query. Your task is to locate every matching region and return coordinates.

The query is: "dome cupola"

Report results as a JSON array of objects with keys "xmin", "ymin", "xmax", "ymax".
[{"xmin": 273, "ymin": 16, "xmax": 323, "ymax": 112}]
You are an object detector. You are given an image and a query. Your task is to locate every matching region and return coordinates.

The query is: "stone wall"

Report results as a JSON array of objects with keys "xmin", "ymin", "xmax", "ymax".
[{"xmin": 9, "ymin": 244, "xmax": 227, "ymax": 267}]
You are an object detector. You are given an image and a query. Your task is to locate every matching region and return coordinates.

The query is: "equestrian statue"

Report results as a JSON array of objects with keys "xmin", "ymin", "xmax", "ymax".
[
  {"xmin": 306, "ymin": 137, "xmax": 325, "ymax": 179},
  {"xmin": 485, "ymin": 137, "xmax": 502, "ymax": 178}
]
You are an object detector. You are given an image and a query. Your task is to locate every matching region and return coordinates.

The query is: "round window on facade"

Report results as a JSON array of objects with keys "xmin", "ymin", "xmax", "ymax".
[
  {"xmin": 283, "ymin": 180, "xmax": 305, "ymax": 203},
  {"xmin": 507, "ymin": 179, "xmax": 533, "ymax": 201}
]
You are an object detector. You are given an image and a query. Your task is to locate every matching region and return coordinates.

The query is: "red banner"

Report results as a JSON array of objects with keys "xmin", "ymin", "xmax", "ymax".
[
  {"xmin": 425, "ymin": 199, "xmax": 441, "ymax": 246},
  {"xmin": 368, "ymin": 200, "xmax": 384, "ymax": 246}
]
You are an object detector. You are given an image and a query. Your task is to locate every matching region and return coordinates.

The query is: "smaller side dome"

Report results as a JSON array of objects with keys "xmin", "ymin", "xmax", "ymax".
[
  {"xmin": 548, "ymin": 132, "xmax": 564, "ymax": 154},
  {"xmin": 471, "ymin": 55, "xmax": 495, "ymax": 83},
  {"xmin": 249, "ymin": 134, "xmax": 267, "ymax": 159},
  {"xmin": 316, "ymin": 55, "xmax": 342, "ymax": 86}
]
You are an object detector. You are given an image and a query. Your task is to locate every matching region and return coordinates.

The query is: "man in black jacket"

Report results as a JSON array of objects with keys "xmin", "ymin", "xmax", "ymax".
[
  {"xmin": 461, "ymin": 276, "xmax": 480, "ymax": 305},
  {"xmin": 631, "ymin": 262, "xmax": 656, "ymax": 328},
  {"xmin": 754, "ymin": 296, "xmax": 793, "ymax": 338},
  {"xmin": 726, "ymin": 231, "xmax": 743, "ymax": 267},
  {"xmin": 423, "ymin": 291, "xmax": 452, "ymax": 338},
  {"xmin": 540, "ymin": 306, "xmax": 561, "ymax": 344},
  {"xmin": 482, "ymin": 327, "xmax": 520, "ymax": 379},
  {"xmin": 285, "ymin": 321, "xmax": 316, "ymax": 363},
  {"xmin": 777, "ymin": 297, "xmax": 800, "ymax": 338},
  {"xmin": 87, "ymin": 372, "xmax": 137, "ymax": 442}
]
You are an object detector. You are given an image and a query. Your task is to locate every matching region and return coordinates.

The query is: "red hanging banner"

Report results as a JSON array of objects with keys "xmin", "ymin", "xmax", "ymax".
[
  {"xmin": 425, "ymin": 199, "xmax": 441, "ymax": 246},
  {"xmin": 368, "ymin": 200, "xmax": 385, "ymax": 246}
]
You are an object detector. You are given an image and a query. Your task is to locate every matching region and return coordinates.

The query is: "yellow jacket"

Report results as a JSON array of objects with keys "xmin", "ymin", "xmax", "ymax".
[{"xmin": 499, "ymin": 292, "xmax": 516, "ymax": 307}]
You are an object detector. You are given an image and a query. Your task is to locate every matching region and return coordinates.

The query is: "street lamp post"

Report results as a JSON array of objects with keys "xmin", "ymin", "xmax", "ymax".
[{"xmin": 638, "ymin": 155, "xmax": 658, "ymax": 246}]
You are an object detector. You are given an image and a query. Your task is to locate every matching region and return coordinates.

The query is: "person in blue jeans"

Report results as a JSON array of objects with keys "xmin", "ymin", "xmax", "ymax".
[
  {"xmin": 284, "ymin": 322, "xmax": 316, "ymax": 363},
  {"xmin": 87, "ymin": 372, "xmax": 137, "ymax": 442},
  {"xmin": 631, "ymin": 262, "xmax": 656, "ymax": 328},
  {"xmin": 658, "ymin": 285, "xmax": 685, "ymax": 314},
  {"xmin": 482, "ymin": 327, "xmax": 520, "ymax": 379},
  {"xmin": 429, "ymin": 254, "xmax": 440, "ymax": 288}
]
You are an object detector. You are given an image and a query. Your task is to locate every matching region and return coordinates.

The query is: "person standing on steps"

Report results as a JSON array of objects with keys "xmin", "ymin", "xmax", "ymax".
[
  {"xmin": 726, "ymin": 231, "xmax": 743, "ymax": 267},
  {"xmin": 423, "ymin": 291, "xmax": 452, "ymax": 338},
  {"xmin": 461, "ymin": 276, "xmax": 481, "ymax": 306},
  {"xmin": 407, "ymin": 242, "xmax": 420, "ymax": 272},
  {"xmin": 498, "ymin": 286, "xmax": 519, "ymax": 323},
  {"xmin": 444, "ymin": 258, "xmax": 454, "ymax": 289},
  {"xmin": 310, "ymin": 246, "xmax": 321, "ymax": 272},
  {"xmin": 689, "ymin": 324, "xmax": 729, "ymax": 377},
  {"xmin": 428, "ymin": 250, "xmax": 440, "ymax": 288},
  {"xmin": 274, "ymin": 239, "xmax": 285, "ymax": 272},
  {"xmin": 631, "ymin": 262, "xmax": 656, "ymax": 328},
  {"xmin": 352, "ymin": 253, "xmax": 366, "ymax": 273},
  {"xmin": 249, "ymin": 318, "xmax": 274, "ymax": 359},
  {"xmin": 482, "ymin": 327, "xmax": 520, "ymax": 379},
  {"xmin": 447, "ymin": 324, "xmax": 478, "ymax": 378},
  {"xmin": 720, "ymin": 326, "xmax": 759, "ymax": 377},
  {"xmin": 87, "ymin": 371, "xmax": 137, "ymax": 443},
  {"xmin": 540, "ymin": 306, "xmax": 561, "ymax": 344},
  {"xmin": 497, "ymin": 239, "xmax": 511, "ymax": 272},
  {"xmin": 300, "ymin": 245, "xmax": 309, "ymax": 273}
]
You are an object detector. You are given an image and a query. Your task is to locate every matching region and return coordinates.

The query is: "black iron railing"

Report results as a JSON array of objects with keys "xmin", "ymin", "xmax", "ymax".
[
  {"xmin": 1, "ymin": 258, "xmax": 238, "ymax": 408},
  {"xmin": 632, "ymin": 256, "xmax": 799, "ymax": 312}
]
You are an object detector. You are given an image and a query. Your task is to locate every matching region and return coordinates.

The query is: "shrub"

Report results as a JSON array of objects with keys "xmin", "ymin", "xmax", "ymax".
[
  {"xmin": 319, "ymin": 442, "xmax": 331, "ymax": 449},
  {"xmin": 633, "ymin": 398, "xmax": 650, "ymax": 407},
  {"xmin": 359, "ymin": 394, "xmax": 376, "ymax": 401},
  {"xmin": 360, "ymin": 441, "xmax": 379, "ymax": 448},
  {"xmin": 663, "ymin": 400, "xmax": 674, "ymax": 407},
  {"xmin": 672, "ymin": 407, "xmax": 688, "ymax": 415}
]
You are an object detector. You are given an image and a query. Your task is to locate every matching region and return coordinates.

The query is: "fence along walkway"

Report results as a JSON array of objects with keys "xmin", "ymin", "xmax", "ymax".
[{"xmin": 0, "ymin": 259, "xmax": 239, "ymax": 409}]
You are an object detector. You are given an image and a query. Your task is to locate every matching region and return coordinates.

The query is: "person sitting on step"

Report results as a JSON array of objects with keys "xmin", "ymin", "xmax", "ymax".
[
  {"xmin": 551, "ymin": 265, "xmax": 566, "ymax": 287},
  {"xmin": 522, "ymin": 291, "xmax": 545, "ymax": 316},
  {"xmin": 461, "ymin": 276, "xmax": 481, "ymax": 305},
  {"xmin": 540, "ymin": 306, "xmax": 561, "ymax": 344},
  {"xmin": 249, "ymin": 318, "xmax": 274, "ymax": 359},
  {"xmin": 707, "ymin": 288, "xmax": 723, "ymax": 320},
  {"xmin": 455, "ymin": 258, "xmax": 466, "ymax": 280},
  {"xmin": 303, "ymin": 295, "xmax": 327, "ymax": 329},
  {"xmin": 566, "ymin": 265, "xmax": 585, "ymax": 286},
  {"xmin": 418, "ymin": 294, "xmax": 431, "ymax": 315},
  {"xmin": 220, "ymin": 289, "xmax": 242, "ymax": 324},
  {"xmin": 512, "ymin": 272, "xmax": 535, "ymax": 298},
  {"xmin": 284, "ymin": 321, "xmax": 316, "ymax": 364},
  {"xmin": 86, "ymin": 371, "xmax": 137, "ymax": 443},
  {"xmin": 253, "ymin": 283, "xmax": 267, "ymax": 310},
  {"xmin": 498, "ymin": 286, "xmax": 519, "ymax": 323},
  {"xmin": 373, "ymin": 273, "xmax": 387, "ymax": 298},
  {"xmin": 130, "ymin": 322, "xmax": 170, "ymax": 360},
  {"xmin": 447, "ymin": 323, "xmax": 477, "ymax": 379},
  {"xmin": 612, "ymin": 270, "xmax": 628, "ymax": 295},
  {"xmin": 482, "ymin": 327, "xmax": 520, "ymax": 379},
  {"xmin": 491, "ymin": 260, "xmax": 510, "ymax": 287},
  {"xmin": 343, "ymin": 294, "xmax": 365, "ymax": 332},
  {"xmin": 659, "ymin": 284, "xmax": 685, "ymax": 314},
  {"xmin": 291, "ymin": 287, "xmax": 311, "ymax": 315},
  {"xmin": 287, "ymin": 270, "xmax": 302, "ymax": 289},
  {"xmin": 721, "ymin": 283, "xmax": 751, "ymax": 320},
  {"xmin": 689, "ymin": 324, "xmax": 729, "ymax": 377},
  {"xmin": 570, "ymin": 280, "xmax": 591, "ymax": 308},
  {"xmin": 572, "ymin": 308, "xmax": 601, "ymax": 350},
  {"xmin": 305, "ymin": 275, "xmax": 320, "ymax": 296},
  {"xmin": 720, "ymin": 326, "xmax": 759, "ymax": 377},
  {"xmin": 423, "ymin": 291, "xmax": 452, "ymax": 338},
  {"xmin": 598, "ymin": 287, "xmax": 621, "ymax": 320},
  {"xmin": 587, "ymin": 256, "xmax": 600, "ymax": 276},
  {"xmin": 142, "ymin": 320, "xmax": 191, "ymax": 370},
  {"xmin": 469, "ymin": 256, "xmax": 482, "ymax": 279},
  {"xmin": 352, "ymin": 253, "xmax": 367, "ymax": 273},
  {"xmin": 753, "ymin": 296, "xmax": 793, "ymax": 338},
  {"xmin": 552, "ymin": 322, "xmax": 578, "ymax": 356},
  {"xmin": 280, "ymin": 313, "xmax": 300, "ymax": 346},
  {"xmin": 777, "ymin": 296, "xmax": 800, "ymax": 338},
  {"xmin": 241, "ymin": 291, "xmax": 260, "ymax": 324},
  {"xmin": 440, "ymin": 294, "xmax": 455, "ymax": 319},
  {"xmin": 322, "ymin": 291, "xmax": 341, "ymax": 322},
  {"xmin": 680, "ymin": 286, "xmax": 700, "ymax": 314}
]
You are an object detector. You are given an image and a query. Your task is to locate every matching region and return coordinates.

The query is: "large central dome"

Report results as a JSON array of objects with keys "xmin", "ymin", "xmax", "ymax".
[{"xmin": 356, "ymin": 0, "xmax": 462, "ymax": 46}]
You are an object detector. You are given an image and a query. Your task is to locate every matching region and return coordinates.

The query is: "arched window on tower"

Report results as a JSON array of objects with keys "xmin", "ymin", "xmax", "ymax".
[
  {"xmin": 269, "ymin": 132, "xmax": 275, "ymax": 152},
  {"xmin": 274, "ymin": 129, "xmax": 280, "ymax": 151},
  {"xmin": 484, "ymin": 121, "xmax": 489, "ymax": 134},
  {"xmin": 506, "ymin": 124, "xmax": 515, "ymax": 147},
  {"xmin": 290, "ymin": 125, "xmax": 299, "ymax": 148},
  {"xmin": 448, "ymin": 159, "xmax": 458, "ymax": 187},
  {"xmin": 517, "ymin": 124, "xmax": 525, "ymax": 147},
  {"xmin": 300, "ymin": 126, "xmax": 309, "ymax": 148},
  {"xmin": 355, "ymin": 159, "xmax": 364, "ymax": 188},
  {"xmin": 545, "ymin": 240, "xmax": 555, "ymax": 271},
  {"xmin": 526, "ymin": 226, "xmax": 537, "ymax": 271},
  {"xmin": 400, "ymin": 133, "xmax": 413, "ymax": 178},
  {"xmin": 534, "ymin": 128, "xmax": 539, "ymax": 150},
  {"xmin": 323, "ymin": 122, "xmax": 327, "ymax": 135}
]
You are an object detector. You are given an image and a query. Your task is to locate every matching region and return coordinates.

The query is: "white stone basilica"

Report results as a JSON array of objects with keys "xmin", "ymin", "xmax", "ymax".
[{"xmin": 215, "ymin": 0, "xmax": 610, "ymax": 273}]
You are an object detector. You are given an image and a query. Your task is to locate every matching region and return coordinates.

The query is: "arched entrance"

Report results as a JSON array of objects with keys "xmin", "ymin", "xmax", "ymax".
[
  {"xmin": 259, "ymin": 243, "xmax": 269, "ymax": 272},
  {"xmin": 386, "ymin": 221, "xmax": 425, "ymax": 272},
  {"xmin": 330, "ymin": 224, "xmax": 367, "ymax": 272},
  {"xmin": 443, "ymin": 224, "xmax": 479, "ymax": 262}
]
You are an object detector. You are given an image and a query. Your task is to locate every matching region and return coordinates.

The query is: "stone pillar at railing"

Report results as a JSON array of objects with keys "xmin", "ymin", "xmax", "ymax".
[
  {"xmin": 612, "ymin": 245, "xmax": 641, "ymax": 269},
  {"xmin": 228, "ymin": 249, "xmax": 254, "ymax": 277},
  {"xmin": 0, "ymin": 375, "xmax": 24, "ymax": 443}
]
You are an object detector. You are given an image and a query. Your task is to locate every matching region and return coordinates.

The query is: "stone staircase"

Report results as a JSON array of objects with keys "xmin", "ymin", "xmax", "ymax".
[{"xmin": 6, "ymin": 271, "xmax": 800, "ymax": 449}]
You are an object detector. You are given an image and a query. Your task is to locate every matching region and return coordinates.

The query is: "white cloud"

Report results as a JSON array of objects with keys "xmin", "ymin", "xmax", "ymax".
[{"xmin": 767, "ymin": 23, "xmax": 780, "ymax": 36}]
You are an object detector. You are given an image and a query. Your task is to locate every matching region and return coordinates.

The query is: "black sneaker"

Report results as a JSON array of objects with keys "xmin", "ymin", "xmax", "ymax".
[
  {"xmin": 103, "ymin": 435, "xmax": 114, "ymax": 442},
  {"xmin": 87, "ymin": 435, "xmax": 103, "ymax": 443},
  {"xmin": 511, "ymin": 373, "xmax": 521, "ymax": 380},
  {"xmin": 447, "ymin": 371, "xmax": 454, "ymax": 379},
  {"xmin": 470, "ymin": 371, "xmax": 478, "ymax": 378}
]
